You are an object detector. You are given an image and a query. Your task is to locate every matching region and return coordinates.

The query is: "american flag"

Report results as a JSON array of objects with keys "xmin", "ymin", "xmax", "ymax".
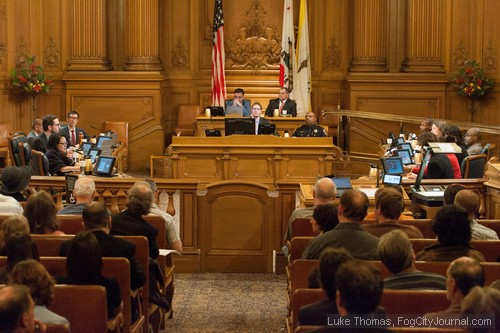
[{"xmin": 211, "ymin": 0, "xmax": 226, "ymax": 106}]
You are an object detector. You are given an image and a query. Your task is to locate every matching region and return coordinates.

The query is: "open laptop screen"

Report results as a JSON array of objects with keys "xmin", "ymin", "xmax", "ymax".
[
  {"xmin": 413, "ymin": 149, "xmax": 432, "ymax": 191},
  {"xmin": 394, "ymin": 149, "xmax": 413, "ymax": 165},
  {"xmin": 93, "ymin": 156, "xmax": 116, "ymax": 176},
  {"xmin": 381, "ymin": 156, "xmax": 404, "ymax": 175}
]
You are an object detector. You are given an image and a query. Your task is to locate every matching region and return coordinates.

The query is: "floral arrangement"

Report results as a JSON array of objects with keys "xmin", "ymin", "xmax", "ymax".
[
  {"xmin": 10, "ymin": 56, "xmax": 52, "ymax": 95},
  {"xmin": 451, "ymin": 60, "xmax": 495, "ymax": 99}
]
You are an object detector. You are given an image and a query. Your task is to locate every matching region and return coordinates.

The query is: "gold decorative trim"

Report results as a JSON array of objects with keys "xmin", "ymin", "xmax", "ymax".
[
  {"xmin": 483, "ymin": 39, "xmax": 497, "ymax": 71},
  {"xmin": 324, "ymin": 38, "xmax": 341, "ymax": 69},
  {"xmin": 171, "ymin": 37, "xmax": 188, "ymax": 69},
  {"xmin": 43, "ymin": 37, "xmax": 60, "ymax": 68},
  {"xmin": 452, "ymin": 40, "xmax": 469, "ymax": 70},
  {"xmin": 15, "ymin": 36, "xmax": 30, "ymax": 66},
  {"xmin": 225, "ymin": 0, "xmax": 281, "ymax": 73}
]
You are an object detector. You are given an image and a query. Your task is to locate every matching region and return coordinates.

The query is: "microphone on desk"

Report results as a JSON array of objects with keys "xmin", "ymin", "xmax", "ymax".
[{"xmin": 89, "ymin": 125, "xmax": 99, "ymax": 131}]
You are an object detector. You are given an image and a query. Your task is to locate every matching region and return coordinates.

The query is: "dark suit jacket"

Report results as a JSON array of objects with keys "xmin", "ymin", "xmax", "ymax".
[
  {"xmin": 32, "ymin": 133, "xmax": 49, "ymax": 153},
  {"xmin": 299, "ymin": 299, "xmax": 338, "ymax": 326},
  {"xmin": 265, "ymin": 98, "xmax": 297, "ymax": 117},
  {"xmin": 111, "ymin": 210, "xmax": 159, "ymax": 259},
  {"xmin": 59, "ymin": 126, "xmax": 90, "ymax": 147},
  {"xmin": 426, "ymin": 154, "xmax": 454, "ymax": 179},
  {"xmin": 254, "ymin": 116, "xmax": 270, "ymax": 134},
  {"xmin": 59, "ymin": 230, "xmax": 146, "ymax": 290}
]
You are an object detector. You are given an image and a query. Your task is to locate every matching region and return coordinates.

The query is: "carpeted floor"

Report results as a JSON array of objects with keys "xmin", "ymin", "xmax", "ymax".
[{"xmin": 163, "ymin": 273, "xmax": 288, "ymax": 333}]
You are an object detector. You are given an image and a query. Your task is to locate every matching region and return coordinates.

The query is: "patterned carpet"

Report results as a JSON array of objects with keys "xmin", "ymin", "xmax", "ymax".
[{"xmin": 163, "ymin": 273, "xmax": 288, "ymax": 333}]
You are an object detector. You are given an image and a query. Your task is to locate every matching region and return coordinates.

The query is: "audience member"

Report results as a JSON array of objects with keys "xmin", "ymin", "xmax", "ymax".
[
  {"xmin": 419, "ymin": 118, "xmax": 433, "ymax": 133},
  {"xmin": 443, "ymin": 183, "xmax": 466, "ymax": 205},
  {"xmin": 424, "ymin": 257, "xmax": 485, "ymax": 322},
  {"xmin": 444, "ymin": 125, "xmax": 469, "ymax": 167},
  {"xmin": 0, "ymin": 192, "xmax": 24, "ymax": 215},
  {"xmin": 32, "ymin": 114, "xmax": 60, "ymax": 153},
  {"xmin": 362, "ymin": 187, "xmax": 422, "ymax": 238},
  {"xmin": 9, "ymin": 259, "xmax": 69, "ymax": 327},
  {"xmin": 416, "ymin": 204, "xmax": 485, "ymax": 262},
  {"xmin": 111, "ymin": 181, "xmax": 159, "ymax": 259},
  {"xmin": 27, "ymin": 118, "xmax": 43, "ymax": 141},
  {"xmin": 461, "ymin": 286, "xmax": 500, "ymax": 333},
  {"xmin": 284, "ymin": 177, "xmax": 336, "ymax": 243},
  {"xmin": 224, "ymin": 88, "xmax": 251, "ymax": 117},
  {"xmin": 59, "ymin": 111, "xmax": 90, "ymax": 147},
  {"xmin": 0, "ymin": 234, "xmax": 40, "ymax": 284},
  {"xmin": 0, "ymin": 285, "xmax": 40, "ymax": 333},
  {"xmin": 378, "ymin": 230, "xmax": 446, "ymax": 290},
  {"xmin": 56, "ymin": 231, "xmax": 122, "ymax": 319},
  {"xmin": 455, "ymin": 190, "xmax": 498, "ymax": 240},
  {"xmin": 265, "ymin": 87, "xmax": 297, "ymax": 117},
  {"xmin": 58, "ymin": 177, "xmax": 96, "ymax": 215},
  {"xmin": 250, "ymin": 102, "xmax": 270, "ymax": 134},
  {"xmin": 365, "ymin": 185, "xmax": 414, "ymax": 220},
  {"xmin": 59, "ymin": 202, "xmax": 146, "ymax": 290},
  {"xmin": 0, "ymin": 165, "xmax": 34, "ymax": 203},
  {"xmin": 45, "ymin": 133, "xmax": 79, "ymax": 176},
  {"xmin": 24, "ymin": 190, "xmax": 64, "ymax": 235},
  {"xmin": 464, "ymin": 128, "xmax": 483, "ymax": 155},
  {"xmin": 144, "ymin": 179, "xmax": 182, "ymax": 253},
  {"xmin": 302, "ymin": 205, "xmax": 340, "ymax": 258},
  {"xmin": 0, "ymin": 215, "xmax": 30, "ymax": 255},
  {"xmin": 302, "ymin": 189, "xmax": 379, "ymax": 260},
  {"xmin": 292, "ymin": 112, "xmax": 327, "ymax": 137},
  {"xmin": 298, "ymin": 248, "xmax": 353, "ymax": 326},
  {"xmin": 431, "ymin": 120, "xmax": 448, "ymax": 138}
]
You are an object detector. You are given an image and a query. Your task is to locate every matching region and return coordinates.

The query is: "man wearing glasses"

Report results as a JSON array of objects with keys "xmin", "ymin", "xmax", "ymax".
[
  {"xmin": 250, "ymin": 102, "xmax": 270, "ymax": 134},
  {"xmin": 32, "ymin": 114, "xmax": 61, "ymax": 153},
  {"xmin": 59, "ymin": 110, "xmax": 90, "ymax": 148},
  {"xmin": 224, "ymin": 88, "xmax": 251, "ymax": 116}
]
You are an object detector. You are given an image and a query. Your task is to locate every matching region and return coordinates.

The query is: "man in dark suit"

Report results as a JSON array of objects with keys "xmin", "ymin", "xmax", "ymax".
[
  {"xmin": 32, "ymin": 114, "xmax": 60, "ymax": 153},
  {"xmin": 265, "ymin": 87, "xmax": 297, "ymax": 117},
  {"xmin": 250, "ymin": 102, "xmax": 270, "ymax": 134},
  {"xmin": 111, "ymin": 181, "xmax": 159, "ymax": 260},
  {"xmin": 59, "ymin": 201, "xmax": 146, "ymax": 291},
  {"xmin": 59, "ymin": 110, "xmax": 90, "ymax": 148}
]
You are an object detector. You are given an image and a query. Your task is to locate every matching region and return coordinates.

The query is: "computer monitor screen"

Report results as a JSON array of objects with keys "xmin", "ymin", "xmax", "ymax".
[
  {"xmin": 96, "ymin": 136, "xmax": 112, "ymax": 149},
  {"xmin": 205, "ymin": 129, "xmax": 222, "ymax": 137},
  {"xmin": 382, "ymin": 174, "xmax": 402, "ymax": 185},
  {"xmin": 88, "ymin": 148, "xmax": 101, "ymax": 164},
  {"xmin": 81, "ymin": 142, "xmax": 94, "ymax": 156},
  {"xmin": 224, "ymin": 118, "xmax": 255, "ymax": 135},
  {"xmin": 93, "ymin": 156, "xmax": 116, "ymax": 176},
  {"xmin": 258, "ymin": 123, "xmax": 276, "ymax": 135},
  {"xmin": 394, "ymin": 137, "xmax": 405, "ymax": 146},
  {"xmin": 209, "ymin": 106, "xmax": 225, "ymax": 117},
  {"xmin": 381, "ymin": 156, "xmax": 404, "ymax": 175},
  {"xmin": 398, "ymin": 143, "xmax": 413, "ymax": 156},
  {"xmin": 413, "ymin": 149, "xmax": 432, "ymax": 191},
  {"xmin": 394, "ymin": 149, "xmax": 412, "ymax": 165}
]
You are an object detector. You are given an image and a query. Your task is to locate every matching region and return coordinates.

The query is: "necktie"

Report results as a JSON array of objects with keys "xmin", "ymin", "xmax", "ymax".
[
  {"xmin": 255, "ymin": 119, "xmax": 259, "ymax": 134},
  {"xmin": 71, "ymin": 130, "xmax": 76, "ymax": 146},
  {"xmin": 279, "ymin": 101, "xmax": 284, "ymax": 115}
]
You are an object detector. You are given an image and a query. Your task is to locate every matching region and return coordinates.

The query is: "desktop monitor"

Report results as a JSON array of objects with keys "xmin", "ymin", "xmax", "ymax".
[
  {"xmin": 96, "ymin": 135, "xmax": 112, "ymax": 149},
  {"xmin": 381, "ymin": 156, "xmax": 404, "ymax": 175},
  {"xmin": 258, "ymin": 123, "xmax": 276, "ymax": 135},
  {"xmin": 398, "ymin": 143, "xmax": 413, "ymax": 156},
  {"xmin": 224, "ymin": 118, "xmax": 255, "ymax": 135},
  {"xmin": 394, "ymin": 149, "xmax": 413, "ymax": 165},
  {"xmin": 81, "ymin": 142, "xmax": 94, "ymax": 156},
  {"xmin": 209, "ymin": 106, "xmax": 225, "ymax": 117},
  {"xmin": 88, "ymin": 148, "xmax": 101, "ymax": 164},
  {"xmin": 93, "ymin": 156, "xmax": 116, "ymax": 177},
  {"xmin": 413, "ymin": 149, "xmax": 432, "ymax": 191}
]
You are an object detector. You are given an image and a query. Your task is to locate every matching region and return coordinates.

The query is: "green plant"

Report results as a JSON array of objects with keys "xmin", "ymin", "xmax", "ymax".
[{"xmin": 10, "ymin": 56, "xmax": 52, "ymax": 95}]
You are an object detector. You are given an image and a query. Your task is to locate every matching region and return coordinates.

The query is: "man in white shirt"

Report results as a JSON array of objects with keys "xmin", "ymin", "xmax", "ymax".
[
  {"xmin": 264, "ymin": 87, "xmax": 297, "ymax": 117},
  {"xmin": 250, "ymin": 102, "xmax": 270, "ymax": 134},
  {"xmin": 59, "ymin": 111, "xmax": 90, "ymax": 148},
  {"xmin": 455, "ymin": 189, "xmax": 498, "ymax": 240}
]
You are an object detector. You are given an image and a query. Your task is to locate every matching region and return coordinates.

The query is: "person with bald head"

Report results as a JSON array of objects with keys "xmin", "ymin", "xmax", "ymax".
[
  {"xmin": 455, "ymin": 190, "xmax": 498, "ymax": 240},
  {"xmin": 111, "ymin": 181, "xmax": 159, "ymax": 259},
  {"xmin": 58, "ymin": 177, "xmax": 96, "ymax": 215},
  {"xmin": 283, "ymin": 177, "xmax": 337, "ymax": 244},
  {"xmin": 291, "ymin": 112, "xmax": 327, "ymax": 137},
  {"xmin": 425, "ymin": 257, "xmax": 485, "ymax": 323},
  {"xmin": 464, "ymin": 127, "xmax": 483, "ymax": 155},
  {"xmin": 302, "ymin": 189, "xmax": 379, "ymax": 260}
]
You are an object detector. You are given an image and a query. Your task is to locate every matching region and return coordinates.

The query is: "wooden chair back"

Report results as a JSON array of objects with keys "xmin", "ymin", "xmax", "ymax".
[
  {"xmin": 288, "ymin": 259, "xmax": 319, "ymax": 296},
  {"xmin": 49, "ymin": 285, "xmax": 108, "ymax": 333},
  {"xmin": 30, "ymin": 149, "xmax": 49, "ymax": 175},
  {"xmin": 410, "ymin": 239, "xmax": 500, "ymax": 261},
  {"xmin": 57, "ymin": 215, "xmax": 84, "ymax": 234},
  {"xmin": 289, "ymin": 237, "xmax": 314, "ymax": 263},
  {"xmin": 291, "ymin": 218, "xmax": 316, "ymax": 238},
  {"xmin": 104, "ymin": 121, "xmax": 129, "ymax": 147},
  {"xmin": 288, "ymin": 288, "xmax": 327, "ymax": 331},
  {"xmin": 0, "ymin": 122, "xmax": 12, "ymax": 167},
  {"xmin": 8, "ymin": 133, "xmax": 30, "ymax": 167},
  {"xmin": 175, "ymin": 104, "xmax": 201, "ymax": 136},
  {"xmin": 380, "ymin": 289, "xmax": 449, "ymax": 315}
]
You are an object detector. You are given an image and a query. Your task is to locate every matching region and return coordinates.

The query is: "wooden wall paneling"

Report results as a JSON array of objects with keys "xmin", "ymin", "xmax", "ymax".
[{"xmin": 0, "ymin": 0, "xmax": 7, "ymax": 72}]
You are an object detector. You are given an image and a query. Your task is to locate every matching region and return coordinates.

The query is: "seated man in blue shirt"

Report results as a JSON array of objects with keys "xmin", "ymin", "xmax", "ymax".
[{"xmin": 225, "ymin": 88, "xmax": 251, "ymax": 117}]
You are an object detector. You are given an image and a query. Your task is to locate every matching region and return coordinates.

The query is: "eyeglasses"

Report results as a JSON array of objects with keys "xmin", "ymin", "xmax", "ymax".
[
  {"xmin": 57, "ymin": 142, "xmax": 67, "ymax": 146},
  {"xmin": 234, "ymin": 95, "xmax": 244, "ymax": 99},
  {"xmin": 68, "ymin": 116, "xmax": 79, "ymax": 120}
]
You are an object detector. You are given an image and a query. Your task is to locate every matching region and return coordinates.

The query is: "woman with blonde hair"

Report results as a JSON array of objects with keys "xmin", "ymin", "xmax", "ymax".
[
  {"xmin": 23, "ymin": 190, "xmax": 64, "ymax": 235},
  {"xmin": 9, "ymin": 259, "xmax": 69, "ymax": 326},
  {"xmin": 0, "ymin": 215, "xmax": 29, "ymax": 254}
]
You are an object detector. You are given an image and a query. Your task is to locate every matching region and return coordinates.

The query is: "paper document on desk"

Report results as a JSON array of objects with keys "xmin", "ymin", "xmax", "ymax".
[
  {"xmin": 159, "ymin": 249, "xmax": 181, "ymax": 256},
  {"xmin": 358, "ymin": 188, "xmax": 378, "ymax": 197},
  {"xmin": 428, "ymin": 142, "xmax": 461, "ymax": 153}
]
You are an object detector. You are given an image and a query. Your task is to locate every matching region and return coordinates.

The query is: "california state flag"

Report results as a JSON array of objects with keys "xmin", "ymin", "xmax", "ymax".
[{"xmin": 279, "ymin": 0, "xmax": 295, "ymax": 90}]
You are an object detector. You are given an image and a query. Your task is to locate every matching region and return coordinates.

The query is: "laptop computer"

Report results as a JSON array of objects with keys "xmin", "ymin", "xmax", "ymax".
[
  {"xmin": 330, "ymin": 177, "xmax": 353, "ymax": 198},
  {"xmin": 381, "ymin": 156, "xmax": 405, "ymax": 175},
  {"xmin": 394, "ymin": 149, "xmax": 413, "ymax": 165},
  {"xmin": 225, "ymin": 105, "xmax": 244, "ymax": 116}
]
